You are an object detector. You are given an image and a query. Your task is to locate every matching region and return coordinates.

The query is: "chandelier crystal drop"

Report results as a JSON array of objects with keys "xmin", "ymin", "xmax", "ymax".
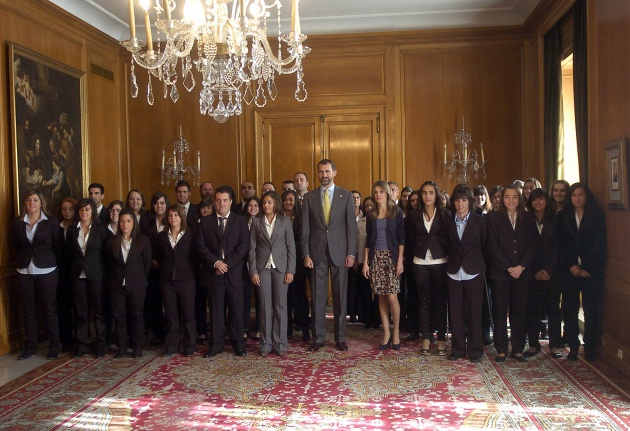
[{"xmin": 121, "ymin": 0, "xmax": 310, "ymax": 123}]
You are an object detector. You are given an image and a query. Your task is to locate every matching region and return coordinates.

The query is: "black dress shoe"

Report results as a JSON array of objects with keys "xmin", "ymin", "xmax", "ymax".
[
  {"xmin": 567, "ymin": 349, "xmax": 579, "ymax": 361},
  {"xmin": 62, "ymin": 344, "xmax": 74, "ymax": 353},
  {"xmin": 524, "ymin": 348, "xmax": 540, "ymax": 357},
  {"xmin": 447, "ymin": 354, "xmax": 464, "ymax": 361},
  {"xmin": 550, "ymin": 350, "xmax": 563, "ymax": 359},
  {"xmin": 336, "ymin": 342, "xmax": 348, "ymax": 351},
  {"xmin": 234, "ymin": 348, "xmax": 247, "ymax": 357},
  {"xmin": 133, "ymin": 350, "xmax": 143, "ymax": 358},
  {"xmin": 584, "ymin": 348, "xmax": 596, "ymax": 362},
  {"xmin": 184, "ymin": 350, "xmax": 195, "ymax": 357},
  {"xmin": 308, "ymin": 342, "xmax": 325, "ymax": 352},
  {"xmin": 495, "ymin": 354, "xmax": 507, "ymax": 362},
  {"xmin": 75, "ymin": 348, "xmax": 89, "ymax": 359},
  {"xmin": 405, "ymin": 332, "xmax": 420, "ymax": 342},
  {"xmin": 96, "ymin": 347, "xmax": 106, "ymax": 358},
  {"xmin": 18, "ymin": 349, "xmax": 35, "ymax": 360},
  {"xmin": 510, "ymin": 354, "xmax": 528, "ymax": 363},
  {"xmin": 114, "ymin": 348, "xmax": 126, "ymax": 359},
  {"xmin": 470, "ymin": 356, "xmax": 482, "ymax": 364},
  {"xmin": 162, "ymin": 350, "xmax": 175, "ymax": 357},
  {"xmin": 47, "ymin": 349, "xmax": 59, "ymax": 360},
  {"xmin": 204, "ymin": 350, "xmax": 222, "ymax": 358},
  {"xmin": 302, "ymin": 331, "xmax": 311, "ymax": 342}
]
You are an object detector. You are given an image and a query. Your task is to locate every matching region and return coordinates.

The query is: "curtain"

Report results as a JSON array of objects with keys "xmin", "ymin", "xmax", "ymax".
[
  {"xmin": 573, "ymin": 0, "xmax": 588, "ymax": 184},
  {"xmin": 544, "ymin": 23, "xmax": 562, "ymax": 185}
]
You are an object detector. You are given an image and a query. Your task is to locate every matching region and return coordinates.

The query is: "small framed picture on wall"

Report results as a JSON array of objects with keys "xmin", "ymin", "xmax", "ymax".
[{"xmin": 604, "ymin": 137, "xmax": 628, "ymax": 210}]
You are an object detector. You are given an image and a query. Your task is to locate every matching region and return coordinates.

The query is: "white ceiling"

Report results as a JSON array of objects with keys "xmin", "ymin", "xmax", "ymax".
[{"xmin": 50, "ymin": 0, "xmax": 541, "ymax": 42}]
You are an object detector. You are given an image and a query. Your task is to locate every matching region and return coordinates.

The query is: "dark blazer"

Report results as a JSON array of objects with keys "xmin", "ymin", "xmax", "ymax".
[
  {"xmin": 155, "ymin": 229, "xmax": 197, "ymax": 282},
  {"xmin": 97, "ymin": 206, "xmax": 109, "ymax": 225},
  {"xmin": 444, "ymin": 212, "xmax": 488, "ymax": 275},
  {"xmin": 365, "ymin": 207, "xmax": 405, "ymax": 265},
  {"xmin": 185, "ymin": 203, "xmax": 199, "ymax": 228},
  {"xmin": 13, "ymin": 213, "xmax": 62, "ymax": 269},
  {"xmin": 248, "ymin": 215, "xmax": 296, "ymax": 275},
  {"xmin": 300, "ymin": 185, "xmax": 358, "ymax": 266},
  {"xmin": 139, "ymin": 211, "xmax": 153, "ymax": 236},
  {"xmin": 195, "ymin": 212, "xmax": 250, "ymax": 288},
  {"xmin": 66, "ymin": 222, "xmax": 111, "ymax": 281},
  {"xmin": 106, "ymin": 234, "xmax": 152, "ymax": 290},
  {"xmin": 531, "ymin": 213, "xmax": 558, "ymax": 276},
  {"xmin": 555, "ymin": 207, "xmax": 607, "ymax": 276},
  {"xmin": 487, "ymin": 210, "xmax": 538, "ymax": 281},
  {"xmin": 405, "ymin": 207, "xmax": 450, "ymax": 261}
]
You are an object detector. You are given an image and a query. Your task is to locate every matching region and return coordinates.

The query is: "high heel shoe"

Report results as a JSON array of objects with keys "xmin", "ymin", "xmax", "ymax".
[
  {"xmin": 391, "ymin": 332, "xmax": 401, "ymax": 351},
  {"xmin": 379, "ymin": 335, "xmax": 392, "ymax": 351}
]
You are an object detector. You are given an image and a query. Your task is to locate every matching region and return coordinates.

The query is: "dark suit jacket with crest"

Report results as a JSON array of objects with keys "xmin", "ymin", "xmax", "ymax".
[{"xmin": 444, "ymin": 211, "xmax": 488, "ymax": 276}]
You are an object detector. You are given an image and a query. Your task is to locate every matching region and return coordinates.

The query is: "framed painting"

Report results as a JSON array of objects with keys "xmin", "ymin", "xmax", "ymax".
[
  {"xmin": 604, "ymin": 137, "xmax": 628, "ymax": 210},
  {"xmin": 9, "ymin": 43, "xmax": 89, "ymax": 216}
]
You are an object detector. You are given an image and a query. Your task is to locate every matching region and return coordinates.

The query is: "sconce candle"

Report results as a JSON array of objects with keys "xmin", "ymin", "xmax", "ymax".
[{"xmin": 128, "ymin": 0, "xmax": 136, "ymax": 39}]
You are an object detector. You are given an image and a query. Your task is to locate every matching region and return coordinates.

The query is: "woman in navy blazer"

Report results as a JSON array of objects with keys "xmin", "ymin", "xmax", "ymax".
[
  {"xmin": 525, "ymin": 188, "xmax": 562, "ymax": 358},
  {"xmin": 406, "ymin": 180, "xmax": 450, "ymax": 356},
  {"xmin": 155, "ymin": 205, "xmax": 198, "ymax": 357},
  {"xmin": 107, "ymin": 208, "xmax": 152, "ymax": 358},
  {"xmin": 249, "ymin": 191, "xmax": 296, "ymax": 356},
  {"xmin": 13, "ymin": 189, "xmax": 62, "ymax": 361},
  {"xmin": 362, "ymin": 181, "xmax": 405, "ymax": 350},
  {"xmin": 66, "ymin": 198, "xmax": 110, "ymax": 358},
  {"xmin": 444, "ymin": 184, "xmax": 488, "ymax": 363},
  {"xmin": 487, "ymin": 184, "xmax": 537, "ymax": 362},
  {"xmin": 556, "ymin": 183, "xmax": 607, "ymax": 361}
]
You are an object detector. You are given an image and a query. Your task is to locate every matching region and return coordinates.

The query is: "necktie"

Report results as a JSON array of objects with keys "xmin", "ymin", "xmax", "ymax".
[
  {"xmin": 219, "ymin": 217, "xmax": 226, "ymax": 237},
  {"xmin": 323, "ymin": 189, "xmax": 331, "ymax": 225}
]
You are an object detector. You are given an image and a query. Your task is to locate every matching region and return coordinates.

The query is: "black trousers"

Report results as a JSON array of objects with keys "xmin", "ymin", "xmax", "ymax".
[
  {"xmin": 161, "ymin": 279, "xmax": 196, "ymax": 354},
  {"xmin": 56, "ymin": 271, "xmax": 74, "ymax": 350},
  {"xmin": 195, "ymin": 281, "xmax": 209, "ymax": 337},
  {"xmin": 18, "ymin": 271, "xmax": 59, "ymax": 350},
  {"xmin": 110, "ymin": 284, "xmax": 146, "ymax": 351},
  {"xmin": 72, "ymin": 278, "xmax": 106, "ymax": 351},
  {"xmin": 447, "ymin": 274, "xmax": 484, "ymax": 358},
  {"xmin": 492, "ymin": 278, "xmax": 529, "ymax": 355},
  {"xmin": 288, "ymin": 264, "xmax": 309, "ymax": 331},
  {"xmin": 405, "ymin": 263, "xmax": 420, "ymax": 334},
  {"xmin": 209, "ymin": 276, "xmax": 244, "ymax": 352},
  {"xmin": 357, "ymin": 268, "xmax": 379, "ymax": 327},
  {"xmin": 145, "ymin": 269, "xmax": 165, "ymax": 341},
  {"xmin": 562, "ymin": 274, "xmax": 602, "ymax": 351},
  {"xmin": 414, "ymin": 263, "xmax": 448, "ymax": 341},
  {"xmin": 527, "ymin": 278, "xmax": 562, "ymax": 349},
  {"xmin": 347, "ymin": 267, "xmax": 361, "ymax": 322}
]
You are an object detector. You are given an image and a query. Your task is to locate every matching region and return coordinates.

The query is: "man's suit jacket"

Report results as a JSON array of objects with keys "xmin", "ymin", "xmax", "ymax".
[
  {"xmin": 487, "ymin": 210, "xmax": 537, "ymax": 281},
  {"xmin": 106, "ymin": 234, "xmax": 152, "ymax": 290},
  {"xmin": 248, "ymin": 215, "xmax": 296, "ymax": 275},
  {"xmin": 444, "ymin": 212, "xmax": 488, "ymax": 276},
  {"xmin": 195, "ymin": 212, "xmax": 249, "ymax": 288},
  {"xmin": 300, "ymin": 185, "xmax": 358, "ymax": 267},
  {"xmin": 97, "ymin": 206, "xmax": 109, "ymax": 225},
  {"xmin": 185, "ymin": 202, "xmax": 199, "ymax": 228},
  {"xmin": 66, "ymin": 222, "xmax": 111, "ymax": 281}
]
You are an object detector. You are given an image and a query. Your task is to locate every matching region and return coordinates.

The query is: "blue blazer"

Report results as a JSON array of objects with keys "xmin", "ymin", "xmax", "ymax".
[{"xmin": 365, "ymin": 207, "xmax": 405, "ymax": 266}]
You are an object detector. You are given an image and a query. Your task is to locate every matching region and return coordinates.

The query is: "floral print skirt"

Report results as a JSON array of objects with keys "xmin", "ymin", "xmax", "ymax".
[{"xmin": 370, "ymin": 250, "xmax": 400, "ymax": 295}]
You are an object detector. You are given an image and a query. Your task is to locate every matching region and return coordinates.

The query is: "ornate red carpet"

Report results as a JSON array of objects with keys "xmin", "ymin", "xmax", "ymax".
[{"xmin": 1, "ymin": 323, "xmax": 629, "ymax": 430}]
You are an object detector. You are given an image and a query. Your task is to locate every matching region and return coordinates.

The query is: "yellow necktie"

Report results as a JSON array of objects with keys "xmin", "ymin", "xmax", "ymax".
[{"xmin": 323, "ymin": 189, "xmax": 331, "ymax": 225}]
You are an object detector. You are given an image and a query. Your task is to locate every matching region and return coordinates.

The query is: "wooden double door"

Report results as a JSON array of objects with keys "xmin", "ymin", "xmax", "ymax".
[{"xmin": 254, "ymin": 109, "xmax": 383, "ymax": 199}]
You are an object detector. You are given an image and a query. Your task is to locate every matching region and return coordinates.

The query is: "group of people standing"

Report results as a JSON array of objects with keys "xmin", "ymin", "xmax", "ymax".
[{"xmin": 13, "ymin": 163, "xmax": 606, "ymax": 364}]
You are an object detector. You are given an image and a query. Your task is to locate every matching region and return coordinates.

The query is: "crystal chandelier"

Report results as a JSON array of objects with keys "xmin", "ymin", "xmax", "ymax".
[
  {"xmin": 442, "ymin": 117, "xmax": 487, "ymax": 185},
  {"xmin": 121, "ymin": 0, "xmax": 310, "ymax": 123},
  {"xmin": 161, "ymin": 126, "xmax": 201, "ymax": 185}
]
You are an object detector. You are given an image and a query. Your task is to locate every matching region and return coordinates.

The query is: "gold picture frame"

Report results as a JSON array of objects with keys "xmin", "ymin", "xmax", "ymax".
[
  {"xmin": 604, "ymin": 137, "xmax": 628, "ymax": 210},
  {"xmin": 9, "ymin": 43, "xmax": 89, "ymax": 216}
]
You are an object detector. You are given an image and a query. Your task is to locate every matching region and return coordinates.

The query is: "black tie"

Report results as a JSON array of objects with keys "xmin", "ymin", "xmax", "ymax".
[{"xmin": 219, "ymin": 217, "xmax": 226, "ymax": 238}]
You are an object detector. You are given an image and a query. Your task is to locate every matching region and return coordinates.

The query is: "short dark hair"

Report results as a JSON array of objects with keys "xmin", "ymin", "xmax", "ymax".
[
  {"xmin": 318, "ymin": 159, "xmax": 336, "ymax": 171},
  {"xmin": 450, "ymin": 184, "xmax": 474, "ymax": 209},
  {"xmin": 199, "ymin": 196, "xmax": 213, "ymax": 209},
  {"xmin": 175, "ymin": 180, "xmax": 191, "ymax": 192},
  {"xmin": 295, "ymin": 171, "xmax": 308, "ymax": 181},
  {"xmin": 88, "ymin": 183, "xmax": 104, "ymax": 194},
  {"xmin": 262, "ymin": 181, "xmax": 275, "ymax": 188},
  {"xmin": 214, "ymin": 185, "xmax": 234, "ymax": 200}
]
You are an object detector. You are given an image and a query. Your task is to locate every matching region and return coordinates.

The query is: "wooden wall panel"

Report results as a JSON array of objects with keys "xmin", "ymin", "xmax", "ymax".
[
  {"xmin": 589, "ymin": 0, "xmax": 630, "ymax": 374},
  {"xmin": 401, "ymin": 46, "xmax": 523, "ymax": 192}
]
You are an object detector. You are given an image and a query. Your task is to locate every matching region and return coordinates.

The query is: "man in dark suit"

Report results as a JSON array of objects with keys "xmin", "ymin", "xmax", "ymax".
[
  {"xmin": 88, "ymin": 182, "xmax": 108, "ymax": 224},
  {"xmin": 232, "ymin": 181, "xmax": 256, "ymax": 215},
  {"xmin": 196, "ymin": 185, "xmax": 250, "ymax": 357},
  {"xmin": 294, "ymin": 172, "xmax": 309, "ymax": 207},
  {"xmin": 176, "ymin": 180, "xmax": 198, "ymax": 227},
  {"xmin": 301, "ymin": 159, "xmax": 357, "ymax": 351}
]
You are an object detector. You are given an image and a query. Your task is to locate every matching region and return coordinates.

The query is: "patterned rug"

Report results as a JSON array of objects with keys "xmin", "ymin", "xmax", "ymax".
[{"xmin": 1, "ymin": 321, "xmax": 629, "ymax": 430}]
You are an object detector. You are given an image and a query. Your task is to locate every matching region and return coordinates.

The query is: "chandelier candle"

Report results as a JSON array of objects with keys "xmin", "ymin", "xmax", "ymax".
[{"xmin": 128, "ymin": 0, "xmax": 136, "ymax": 39}]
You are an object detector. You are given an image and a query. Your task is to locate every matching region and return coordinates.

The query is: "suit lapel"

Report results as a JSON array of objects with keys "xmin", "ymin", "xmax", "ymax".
[{"xmin": 313, "ymin": 189, "xmax": 327, "ymax": 226}]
